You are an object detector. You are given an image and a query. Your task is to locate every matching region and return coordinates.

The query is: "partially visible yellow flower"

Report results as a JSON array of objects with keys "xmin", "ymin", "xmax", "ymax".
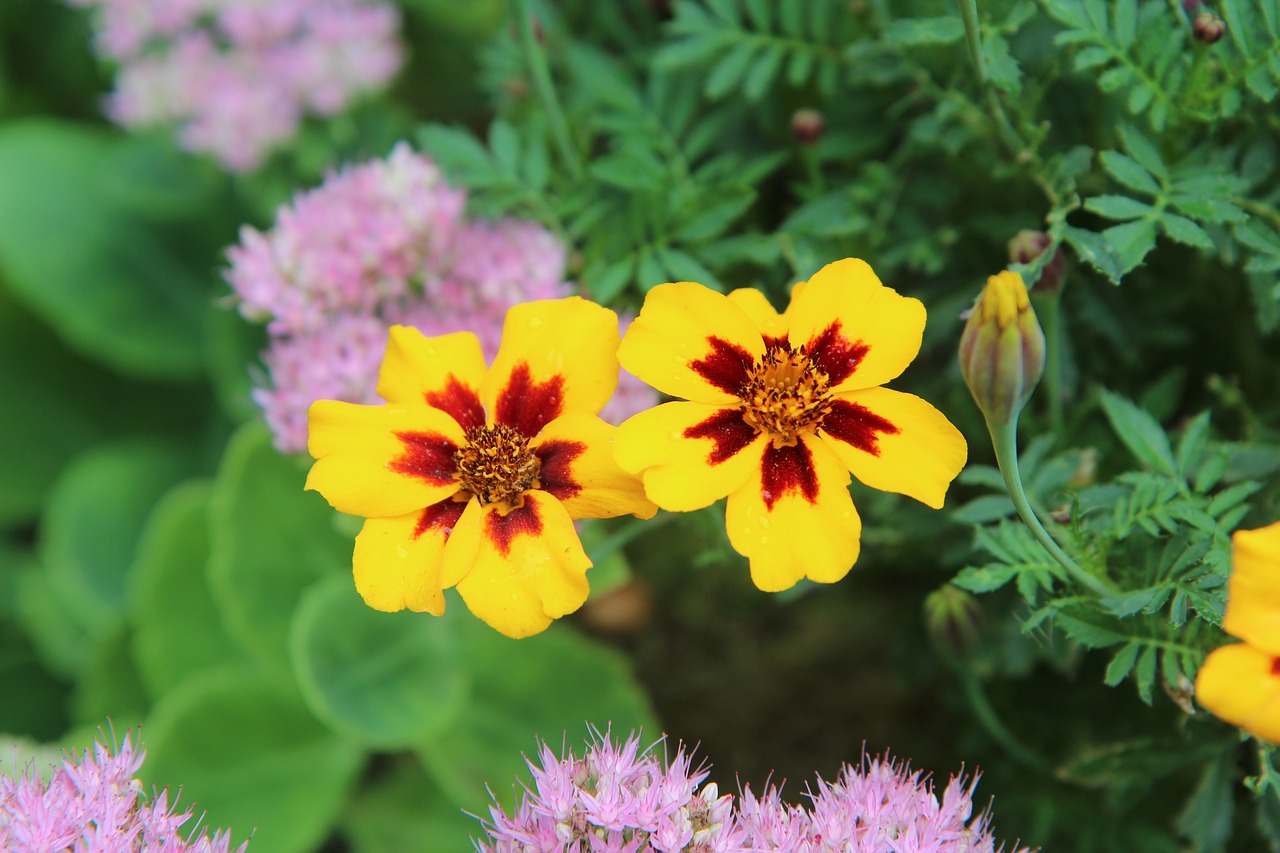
[
  {"xmin": 305, "ymin": 297, "xmax": 656, "ymax": 639},
  {"xmin": 1196, "ymin": 521, "xmax": 1280, "ymax": 742},
  {"xmin": 613, "ymin": 258, "xmax": 968, "ymax": 592},
  {"xmin": 958, "ymin": 270, "xmax": 1045, "ymax": 426}
]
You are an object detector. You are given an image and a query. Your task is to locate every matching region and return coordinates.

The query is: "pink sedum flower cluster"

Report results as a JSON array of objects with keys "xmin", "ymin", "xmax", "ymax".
[
  {"xmin": 226, "ymin": 144, "xmax": 658, "ymax": 453},
  {"xmin": 0, "ymin": 734, "xmax": 246, "ymax": 853},
  {"xmin": 67, "ymin": 0, "xmax": 402, "ymax": 171},
  {"xmin": 476, "ymin": 732, "xmax": 1031, "ymax": 853}
]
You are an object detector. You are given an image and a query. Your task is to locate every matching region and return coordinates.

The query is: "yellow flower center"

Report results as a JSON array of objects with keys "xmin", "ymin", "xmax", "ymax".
[
  {"xmin": 740, "ymin": 346, "xmax": 833, "ymax": 447},
  {"xmin": 453, "ymin": 424, "xmax": 541, "ymax": 509}
]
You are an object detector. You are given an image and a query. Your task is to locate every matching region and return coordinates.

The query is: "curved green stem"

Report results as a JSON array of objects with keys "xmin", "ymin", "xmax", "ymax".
[
  {"xmin": 988, "ymin": 418, "xmax": 1117, "ymax": 596},
  {"xmin": 953, "ymin": 660, "xmax": 1052, "ymax": 773},
  {"xmin": 509, "ymin": 0, "xmax": 581, "ymax": 179}
]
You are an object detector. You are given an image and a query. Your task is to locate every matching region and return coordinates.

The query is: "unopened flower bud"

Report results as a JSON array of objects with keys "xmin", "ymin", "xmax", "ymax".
[
  {"xmin": 1007, "ymin": 229, "xmax": 1065, "ymax": 297},
  {"xmin": 791, "ymin": 109, "xmax": 825, "ymax": 145},
  {"xmin": 958, "ymin": 271, "xmax": 1046, "ymax": 425},
  {"xmin": 1193, "ymin": 10, "xmax": 1225, "ymax": 43},
  {"xmin": 923, "ymin": 585, "xmax": 983, "ymax": 655}
]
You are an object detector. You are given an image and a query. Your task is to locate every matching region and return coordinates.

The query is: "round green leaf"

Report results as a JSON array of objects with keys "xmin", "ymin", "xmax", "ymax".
[
  {"xmin": 143, "ymin": 666, "xmax": 364, "ymax": 853},
  {"xmin": 290, "ymin": 574, "xmax": 467, "ymax": 748},
  {"xmin": 40, "ymin": 439, "xmax": 192, "ymax": 634},
  {"xmin": 131, "ymin": 480, "xmax": 243, "ymax": 699},
  {"xmin": 0, "ymin": 120, "xmax": 210, "ymax": 378},
  {"xmin": 417, "ymin": 614, "xmax": 658, "ymax": 809},
  {"xmin": 208, "ymin": 424, "xmax": 350, "ymax": 679},
  {"xmin": 70, "ymin": 621, "xmax": 149, "ymax": 727}
]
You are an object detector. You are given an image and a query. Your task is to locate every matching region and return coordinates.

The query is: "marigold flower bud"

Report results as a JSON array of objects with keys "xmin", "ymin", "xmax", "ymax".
[
  {"xmin": 958, "ymin": 270, "xmax": 1046, "ymax": 425},
  {"xmin": 791, "ymin": 108, "xmax": 825, "ymax": 145},
  {"xmin": 1193, "ymin": 10, "xmax": 1225, "ymax": 43},
  {"xmin": 1007, "ymin": 229, "xmax": 1065, "ymax": 297},
  {"xmin": 923, "ymin": 584, "xmax": 983, "ymax": 655}
]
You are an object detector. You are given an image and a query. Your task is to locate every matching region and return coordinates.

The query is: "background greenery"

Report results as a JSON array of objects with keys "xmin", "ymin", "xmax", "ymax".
[{"xmin": 1, "ymin": 0, "xmax": 1279, "ymax": 851}]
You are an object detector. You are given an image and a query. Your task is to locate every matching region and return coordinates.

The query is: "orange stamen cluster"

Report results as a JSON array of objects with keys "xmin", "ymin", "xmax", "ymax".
[
  {"xmin": 454, "ymin": 424, "xmax": 541, "ymax": 509},
  {"xmin": 740, "ymin": 346, "xmax": 833, "ymax": 447}
]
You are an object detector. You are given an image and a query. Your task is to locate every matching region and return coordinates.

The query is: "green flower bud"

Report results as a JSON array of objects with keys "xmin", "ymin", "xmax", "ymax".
[
  {"xmin": 923, "ymin": 584, "xmax": 983, "ymax": 656},
  {"xmin": 958, "ymin": 270, "xmax": 1046, "ymax": 425}
]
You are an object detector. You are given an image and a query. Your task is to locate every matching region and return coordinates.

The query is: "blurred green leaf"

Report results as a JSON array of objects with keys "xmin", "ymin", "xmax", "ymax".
[
  {"xmin": 0, "ymin": 120, "xmax": 210, "ymax": 379},
  {"xmin": 131, "ymin": 480, "xmax": 242, "ymax": 699},
  {"xmin": 883, "ymin": 16, "xmax": 965, "ymax": 46},
  {"xmin": 341, "ymin": 757, "xmax": 482, "ymax": 853},
  {"xmin": 40, "ymin": 439, "xmax": 192, "ymax": 634},
  {"xmin": 143, "ymin": 666, "xmax": 364, "ymax": 853},
  {"xmin": 1099, "ymin": 390, "xmax": 1177, "ymax": 476},
  {"xmin": 70, "ymin": 621, "xmax": 149, "ymax": 727},
  {"xmin": 208, "ymin": 424, "xmax": 350, "ymax": 680},
  {"xmin": 417, "ymin": 615, "xmax": 657, "ymax": 810},
  {"xmin": 290, "ymin": 574, "xmax": 467, "ymax": 749}
]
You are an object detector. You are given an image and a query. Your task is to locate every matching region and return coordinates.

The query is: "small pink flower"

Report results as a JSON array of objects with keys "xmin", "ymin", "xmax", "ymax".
[
  {"xmin": 0, "ymin": 733, "xmax": 248, "ymax": 853},
  {"xmin": 70, "ymin": 0, "xmax": 403, "ymax": 171}
]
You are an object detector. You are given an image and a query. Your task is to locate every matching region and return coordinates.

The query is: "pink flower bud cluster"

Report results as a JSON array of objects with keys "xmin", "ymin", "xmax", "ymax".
[
  {"xmin": 476, "ymin": 732, "xmax": 1031, "ymax": 853},
  {"xmin": 66, "ymin": 0, "xmax": 403, "ymax": 171},
  {"xmin": 0, "ymin": 734, "xmax": 247, "ymax": 853},
  {"xmin": 225, "ymin": 144, "xmax": 657, "ymax": 453}
]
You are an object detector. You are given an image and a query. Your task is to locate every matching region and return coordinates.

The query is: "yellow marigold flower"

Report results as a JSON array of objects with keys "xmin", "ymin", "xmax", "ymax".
[
  {"xmin": 1196, "ymin": 521, "xmax": 1280, "ymax": 742},
  {"xmin": 305, "ymin": 297, "xmax": 657, "ymax": 639},
  {"xmin": 613, "ymin": 258, "xmax": 968, "ymax": 592}
]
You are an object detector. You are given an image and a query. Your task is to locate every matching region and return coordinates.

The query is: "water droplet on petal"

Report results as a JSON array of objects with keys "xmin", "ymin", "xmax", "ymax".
[{"xmin": 760, "ymin": 490, "xmax": 773, "ymax": 503}]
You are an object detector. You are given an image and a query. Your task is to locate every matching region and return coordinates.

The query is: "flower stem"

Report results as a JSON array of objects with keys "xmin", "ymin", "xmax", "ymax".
[
  {"xmin": 954, "ymin": 661, "xmax": 1052, "ymax": 773},
  {"xmin": 509, "ymin": 0, "xmax": 581, "ymax": 179},
  {"xmin": 987, "ymin": 418, "xmax": 1116, "ymax": 596}
]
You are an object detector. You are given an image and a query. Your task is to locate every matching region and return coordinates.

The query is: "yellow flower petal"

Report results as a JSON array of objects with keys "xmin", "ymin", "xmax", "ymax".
[
  {"xmin": 306, "ymin": 400, "xmax": 465, "ymax": 517},
  {"xmin": 376, "ymin": 327, "xmax": 487, "ymax": 429},
  {"xmin": 531, "ymin": 413, "xmax": 657, "ymax": 521},
  {"xmin": 786, "ymin": 258, "xmax": 927, "ymax": 393},
  {"xmin": 726, "ymin": 288, "xmax": 786, "ymax": 340},
  {"xmin": 614, "ymin": 401, "xmax": 766, "ymax": 511},
  {"xmin": 439, "ymin": 497, "xmax": 485, "ymax": 588},
  {"xmin": 724, "ymin": 434, "xmax": 861, "ymax": 592},
  {"xmin": 352, "ymin": 502, "xmax": 468, "ymax": 615},
  {"xmin": 1223, "ymin": 520, "xmax": 1280, "ymax": 653},
  {"xmin": 818, "ymin": 387, "xmax": 967, "ymax": 509},
  {"xmin": 1196, "ymin": 642, "xmax": 1280, "ymax": 744},
  {"xmin": 618, "ymin": 282, "xmax": 766, "ymax": 405},
  {"xmin": 483, "ymin": 297, "xmax": 621, "ymax": 437},
  {"xmin": 453, "ymin": 491, "xmax": 592, "ymax": 638}
]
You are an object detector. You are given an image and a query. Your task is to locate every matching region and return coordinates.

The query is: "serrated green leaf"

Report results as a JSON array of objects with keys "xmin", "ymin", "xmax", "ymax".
[
  {"xmin": 1246, "ymin": 63, "xmax": 1279, "ymax": 101},
  {"xmin": 1085, "ymin": 194, "xmax": 1155, "ymax": 220},
  {"xmin": 1103, "ymin": 219, "xmax": 1158, "ymax": 274},
  {"xmin": 1055, "ymin": 608, "xmax": 1128, "ymax": 648},
  {"xmin": 705, "ymin": 41, "xmax": 757, "ymax": 99},
  {"xmin": 1074, "ymin": 44, "xmax": 1113, "ymax": 71},
  {"xmin": 656, "ymin": 248, "xmax": 721, "ymax": 289},
  {"xmin": 1160, "ymin": 212, "xmax": 1215, "ymax": 248},
  {"xmin": 1175, "ymin": 750, "xmax": 1235, "ymax": 850},
  {"xmin": 952, "ymin": 564, "xmax": 1019, "ymax": 593},
  {"xmin": 1063, "ymin": 225, "xmax": 1127, "ymax": 283},
  {"xmin": 675, "ymin": 188, "xmax": 755, "ymax": 242},
  {"xmin": 1099, "ymin": 150, "xmax": 1160, "ymax": 194},
  {"xmin": 488, "ymin": 120, "xmax": 520, "ymax": 173},
  {"xmin": 984, "ymin": 33, "xmax": 1023, "ymax": 93},
  {"xmin": 1113, "ymin": 0, "xmax": 1137, "ymax": 48},
  {"xmin": 588, "ymin": 257, "xmax": 636, "ymax": 302},
  {"xmin": 743, "ymin": 43, "xmax": 785, "ymax": 100},
  {"xmin": 1176, "ymin": 411, "xmax": 1212, "ymax": 479},
  {"xmin": 1104, "ymin": 641, "xmax": 1141, "ymax": 686},
  {"xmin": 1119, "ymin": 124, "xmax": 1168, "ymax": 179},
  {"xmin": 1134, "ymin": 645, "xmax": 1157, "ymax": 704},
  {"xmin": 1100, "ymin": 390, "xmax": 1178, "ymax": 475}
]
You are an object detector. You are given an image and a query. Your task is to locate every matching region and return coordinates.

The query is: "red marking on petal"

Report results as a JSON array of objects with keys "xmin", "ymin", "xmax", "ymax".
[
  {"xmin": 763, "ymin": 333, "xmax": 789, "ymax": 350},
  {"xmin": 688, "ymin": 337, "xmax": 755, "ymax": 396},
  {"xmin": 1271, "ymin": 657, "xmax": 1280, "ymax": 677},
  {"xmin": 390, "ymin": 432, "xmax": 460, "ymax": 486},
  {"xmin": 484, "ymin": 499, "xmax": 543, "ymax": 558},
  {"xmin": 684, "ymin": 408, "xmax": 757, "ymax": 465},
  {"xmin": 425, "ymin": 376, "xmax": 485, "ymax": 430},
  {"xmin": 535, "ymin": 440, "xmax": 586, "ymax": 501},
  {"xmin": 820, "ymin": 399, "xmax": 900, "ymax": 456},
  {"xmin": 804, "ymin": 322, "xmax": 869, "ymax": 386},
  {"xmin": 496, "ymin": 362, "xmax": 565, "ymax": 438},
  {"xmin": 412, "ymin": 499, "xmax": 467, "ymax": 539},
  {"xmin": 760, "ymin": 442, "xmax": 818, "ymax": 509}
]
